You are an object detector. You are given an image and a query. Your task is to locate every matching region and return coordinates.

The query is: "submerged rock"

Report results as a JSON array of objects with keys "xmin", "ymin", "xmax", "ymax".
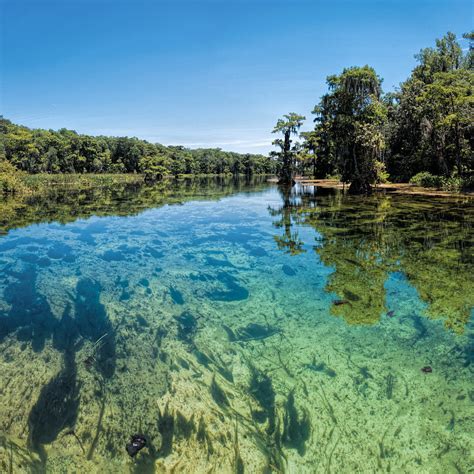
[
  {"xmin": 170, "ymin": 287, "xmax": 184, "ymax": 305},
  {"xmin": 175, "ymin": 311, "xmax": 197, "ymax": 344},
  {"xmin": 100, "ymin": 250, "xmax": 125, "ymax": 262},
  {"xmin": 206, "ymin": 271, "xmax": 249, "ymax": 302},
  {"xmin": 126, "ymin": 434, "xmax": 147, "ymax": 457},
  {"xmin": 236, "ymin": 323, "xmax": 279, "ymax": 341},
  {"xmin": 282, "ymin": 264, "xmax": 296, "ymax": 276},
  {"xmin": 333, "ymin": 299, "xmax": 350, "ymax": 306}
]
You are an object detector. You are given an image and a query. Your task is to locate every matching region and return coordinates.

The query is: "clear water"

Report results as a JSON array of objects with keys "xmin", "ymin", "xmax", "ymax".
[{"xmin": 0, "ymin": 178, "xmax": 472, "ymax": 473}]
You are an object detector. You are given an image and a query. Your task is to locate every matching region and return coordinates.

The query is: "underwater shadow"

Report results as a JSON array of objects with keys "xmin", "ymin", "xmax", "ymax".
[
  {"xmin": 26, "ymin": 278, "xmax": 116, "ymax": 459},
  {"xmin": 74, "ymin": 278, "xmax": 116, "ymax": 379},
  {"xmin": 28, "ymin": 347, "xmax": 80, "ymax": 450},
  {"xmin": 0, "ymin": 265, "xmax": 57, "ymax": 352}
]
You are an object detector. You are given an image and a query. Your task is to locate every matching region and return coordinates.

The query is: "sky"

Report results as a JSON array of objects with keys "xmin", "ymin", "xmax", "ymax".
[{"xmin": 1, "ymin": 0, "xmax": 472, "ymax": 154}]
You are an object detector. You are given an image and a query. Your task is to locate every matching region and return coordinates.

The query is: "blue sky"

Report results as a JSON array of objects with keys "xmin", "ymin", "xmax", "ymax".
[{"xmin": 1, "ymin": 0, "xmax": 472, "ymax": 154}]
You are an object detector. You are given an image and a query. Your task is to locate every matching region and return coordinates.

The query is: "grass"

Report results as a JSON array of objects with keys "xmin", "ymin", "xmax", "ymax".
[{"xmin": 20, "ymin": 173, "xmax": 145, "ymax": 192}]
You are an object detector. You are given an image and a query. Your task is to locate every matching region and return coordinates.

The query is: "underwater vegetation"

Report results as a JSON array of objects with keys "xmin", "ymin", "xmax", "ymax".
[
  {"xmin": 74, "ymin": 278, "xmax": 116, "ymax": 379},
  {"xmin": 0, "ymin": 178, "xmax": 472, "ymax": 472},
  {"xmin": 271, "ymin": 185, "xmax": 474, "ymax": 333},
  {"xmin": 169, "ymin": 287, "xmax": 185, "ymax": 305},
  {"xmin": 304, "ymin": 356, "xmax": 337, "ymax": 378},
  {"xmin": 175, "ymin": 311, "xmax": 198, "ymax": 346},
  {"xmin": 281, "ymin": 390, "xmax": 311, "ymax": 456},
  {"xmin": 248, "ymin": 364, "xmax": 276, "ymax": 435}
]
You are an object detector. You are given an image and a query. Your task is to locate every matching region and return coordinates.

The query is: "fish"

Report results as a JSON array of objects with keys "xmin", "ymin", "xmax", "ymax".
[
  {"xmin": 421, "ymin": 366, "xmax": 432, "ymax": 373},
  {"xmin": 387, "ymin": 310, "xmax": 395, "ymax": 318}
]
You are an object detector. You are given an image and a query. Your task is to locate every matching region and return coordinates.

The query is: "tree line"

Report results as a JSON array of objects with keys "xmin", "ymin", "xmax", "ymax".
[
  {"xmin": 272, "ymin": 32, "xmax": 473, "ymax": 193},
  {"xmin": 0, "ymin": 118, "xmax": 275, "ymax": 182}
]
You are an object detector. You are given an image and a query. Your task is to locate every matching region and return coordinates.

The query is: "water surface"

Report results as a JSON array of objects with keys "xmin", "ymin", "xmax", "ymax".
[{"xmin": 0, "ymin": 178, "xmax": 472, "ymax": 473}]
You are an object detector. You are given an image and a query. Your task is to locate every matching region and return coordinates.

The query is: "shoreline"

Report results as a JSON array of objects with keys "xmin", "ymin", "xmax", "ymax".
[{"xmin": 292, "ymin": 178, "xmax": 474, "ymax": 199}]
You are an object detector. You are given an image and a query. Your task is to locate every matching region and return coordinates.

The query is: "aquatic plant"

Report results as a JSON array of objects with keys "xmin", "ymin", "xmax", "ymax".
[
  {"xmin": 281, "ymin": 390, "xmax": 311, "ymax": 456},
  {"xmin": 0, "ymin": 177, "xmax": 472, "ymax": 472}
]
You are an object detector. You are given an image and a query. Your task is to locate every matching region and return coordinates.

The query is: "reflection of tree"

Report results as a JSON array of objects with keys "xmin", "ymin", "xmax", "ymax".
[
  {"xmin": 322, "ymin": 240, "xmax": 389, "ymax": 325},
  {"xmin": 398, "ymin": 214, "xmax": 474, "ymax": 334},
  {"xmin": 270, "ymin": 185, "xmax": 473, "ymax": 333},
  {"xmin": 0, "ymin": 176, "xmax": 270, "ymax": 236},
  {"xmin": 268, "ymin": 186, "xmax": 305, "ymax": 256},
  {"xmin": 306, "ymin": 194, "xmax": 394, "ymax": 325}
]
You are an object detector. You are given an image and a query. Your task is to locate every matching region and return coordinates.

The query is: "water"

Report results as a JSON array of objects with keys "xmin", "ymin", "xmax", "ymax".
[{"xmin": 0, "ymin": 178, "xmax": 472, "ymax": 473}]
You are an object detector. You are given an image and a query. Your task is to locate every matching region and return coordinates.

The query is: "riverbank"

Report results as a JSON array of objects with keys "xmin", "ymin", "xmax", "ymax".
[
  {"xmin": 1, "ymin": 172, "xmax": 273, "ymax": 197},
  {"xmin": 295, "ymin": 178, "xmax": 474, "ymax": 198}
]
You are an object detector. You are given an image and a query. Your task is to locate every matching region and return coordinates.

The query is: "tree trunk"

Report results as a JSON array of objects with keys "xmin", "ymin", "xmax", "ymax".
[
  {"xmin": 348, "ymin": 177, "xmax": 372, "ymax": 195},
  {"xmin": 278, "ymin": 131, "xmax": 293, "ymax": 185}
]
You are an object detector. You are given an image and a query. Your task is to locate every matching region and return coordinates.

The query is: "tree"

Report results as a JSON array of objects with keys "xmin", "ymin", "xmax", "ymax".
[
  {"xmin": 463, "ymin": 31, "xmax": 474, "ymax": 70},
  {"xmin": 271, "ymin": 113, "xmax": 305, "ymax": 185},
  {"xmin": 139, "ymin": 152, "xmax": 170, "ymax": 181},
  {"xmin": 312, "ymin": 66, "xmax": 387, "ymax": 193},
  {"xmin": 0, "ymin": 117, "xmax": 275, "ymax": 178},
  {"xmin": 387, "ymin": 32, "xmax": 473, "ymax": 183},
  {"xmin": 418, "ymin": 69, "xmax": 473, "ymax": 176}
]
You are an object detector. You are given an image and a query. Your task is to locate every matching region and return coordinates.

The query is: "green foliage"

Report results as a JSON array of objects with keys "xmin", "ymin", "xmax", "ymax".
[
  {"xmin": 139, "ymin": 153, "xmax": 170, "ymax": 181},
  {"xmin": 0, "ymin": 118, "xmax": 275, "ymax": 179},
  {"xmin": 409, "ymin": 172, "xmax": 443, "ymax": 188},
  {"xmin": 298, "ymin": 31, "xmax": 473, "ymax": 192},
  {"xmin": 0, "ymin": 159, "xmax": 26, "ymax": 194},
  {"xmin": 440, "ymin": 176, "xmax": 463, "ymax": 192},
  {"xmin": 374, "ymin": 161, "xmax": 389, "ymax": 184},
  {"xmin": 410, "ymin": 171, "xmax": 473, "ymax": 192},
  {"xmin": 271, "ymin": 113, "xmax": 305, "ymax": 184},
  {"xmin": 309, "ymin": 65, "xmax": 387, "ymax": 193},
  {"xmin": 386, "ymin": 32, "xmax": 473, "ymax": 182}
]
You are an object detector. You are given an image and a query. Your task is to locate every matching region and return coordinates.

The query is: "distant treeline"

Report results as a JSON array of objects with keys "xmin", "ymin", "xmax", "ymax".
[
  {"xmin": 0, "ymin": 118, "xmax": 275, "ymax": 178},
  {"xmin": 272, "ymin": 31, "xmax": 473, "ymax": 192}
]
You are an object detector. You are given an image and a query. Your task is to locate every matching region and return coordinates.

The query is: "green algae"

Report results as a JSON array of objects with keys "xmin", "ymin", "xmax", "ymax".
[
  {"xmin": 274, "ymin": 186, "xmax": 474, "ymax": 333},
  {"xmin": 0, "ymin": 178, "xmax": 472, "ymax": 472}
]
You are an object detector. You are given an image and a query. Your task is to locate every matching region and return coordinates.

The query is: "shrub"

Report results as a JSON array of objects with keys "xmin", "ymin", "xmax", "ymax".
[
  {"xmin": 409, "ymin": 172, "xmax": 443, "ymax": 188},
  {"xmin": 460, "ymin": 175, "xmax": 474, "ymax": 192},
  {"xmin": 409, "ymin": 172, "xmax": 473, "ymax": 192},
  {"xmin": 440, "ymin": 176, "xmax": 463, "ymax": 192},
  {"xmin": 0, "ymin": 160, "xmax": 26, "ymax": 194},
  {"xmin": 374, "ymin": 160, "xmax": 390, "ymax": 184}
]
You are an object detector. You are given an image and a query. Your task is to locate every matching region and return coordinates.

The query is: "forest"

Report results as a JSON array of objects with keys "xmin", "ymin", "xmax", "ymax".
[
  {"xmin": 272, "ymin": 32, "xmax": 473, "ymax": 192},
  {"xmin": 1, "ymin": 32, "xmax": 473, "ymax": 194},
  {"xmin": 0, "ymin": 119, "xmax": 274, "ymax": 192}
]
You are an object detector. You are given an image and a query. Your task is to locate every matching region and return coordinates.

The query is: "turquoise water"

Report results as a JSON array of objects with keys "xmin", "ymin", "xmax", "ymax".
[{"xmin": 0, "ymin": 179, "xmax": 473, "ymax": 473}]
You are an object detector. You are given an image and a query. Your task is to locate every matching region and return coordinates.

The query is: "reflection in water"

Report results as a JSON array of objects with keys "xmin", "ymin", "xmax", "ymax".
[
  {"xmin": 272, "ymin": 183, "xmax": 474, "ymax": 333},
  {"xmin": 0, "ymin": 178, "xmax": 472, "ymax": 472},
  {"xmin": 268, "ymin": 185, "xmax": 306, "ymax": 255}
]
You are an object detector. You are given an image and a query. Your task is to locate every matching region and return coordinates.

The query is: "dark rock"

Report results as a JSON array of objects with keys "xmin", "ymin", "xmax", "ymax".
[
  {"xmin": 282, "ymin": 264, "xmax": 296, "ymax": 276},
  {"xmin": 126, "ymin": 434, "xmax": 147, "ymax": 457}
]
